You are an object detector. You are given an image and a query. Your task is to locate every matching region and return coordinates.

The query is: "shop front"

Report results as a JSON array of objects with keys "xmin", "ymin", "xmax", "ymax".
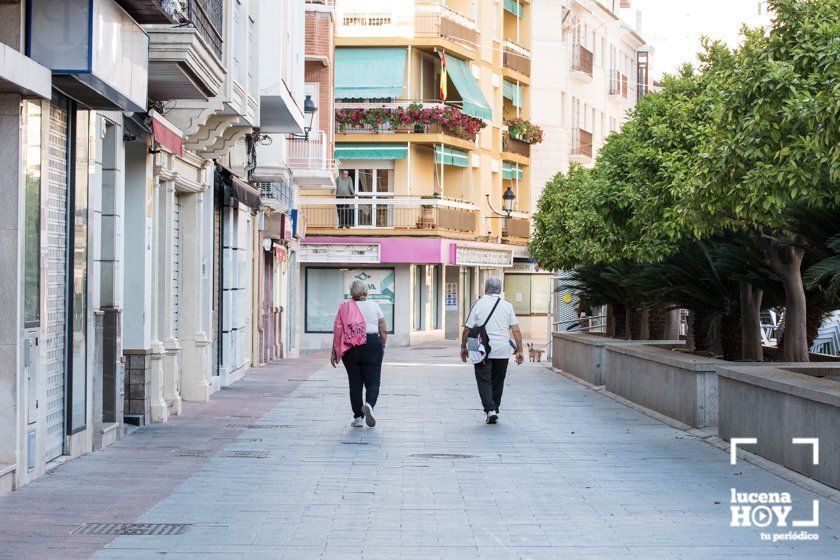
[{"xmin": 298, "ymin": 238, "xmax": 518, "ymax": 350}]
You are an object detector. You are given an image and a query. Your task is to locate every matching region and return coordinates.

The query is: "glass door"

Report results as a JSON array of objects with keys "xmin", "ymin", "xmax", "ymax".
[{"xmin": 353, "ymin": 169, "xmax": 393, "ymax": 227}]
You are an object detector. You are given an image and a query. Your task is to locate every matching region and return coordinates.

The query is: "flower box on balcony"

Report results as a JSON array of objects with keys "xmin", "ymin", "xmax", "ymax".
[{"xmin": 336, "ymin": 103, "xmax": 486, "ymax": 141}]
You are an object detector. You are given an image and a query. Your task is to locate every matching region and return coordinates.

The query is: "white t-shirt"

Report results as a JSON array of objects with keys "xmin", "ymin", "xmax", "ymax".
[
  {"xmin": 464, "ymin": 295, "xmax": 519, "ymax": 359},
  {"xmin": 354, "ymin": 299, "xmax": 385, "ymax": 334}
]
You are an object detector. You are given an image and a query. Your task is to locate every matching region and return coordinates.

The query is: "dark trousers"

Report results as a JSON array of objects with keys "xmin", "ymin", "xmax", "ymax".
[
  {"xmin": 336, "ymin": 197, "xmax": 354, "ymax": 227},
  {"xmin": 473, "ymin": 359, "xmax": 509, "ymax": 413},
  {"xmin": 342, "ymin": 334, "xmax": 383, "ymax": 418}
]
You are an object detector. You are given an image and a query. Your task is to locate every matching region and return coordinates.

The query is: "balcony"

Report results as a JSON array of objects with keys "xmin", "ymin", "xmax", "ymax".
[
  {"xmin": 335, "ymin": 101, "xmax": 482, "ymax": 149},
  {"xmin": 145, "ymin": 1, "xmax": 225, "ymax": 100},
  {"xmin": 570, "ymin": 128, "xmax": 593, "ymax": 162},
  {"xmin": 503, "ymin": 40, "xmax": 531, "ymax": 77},
  {"xmin": 286, "ymin": 131, "xmax": 338, "ymax": 189},
  {"xmin": 571, "ymin": 44, "xmax": 594, "ymax": 81},
  {"xmin": 115, "ymin": 0, "xmax": 180, "ymax": 23},
  {"xmin": 300, "ymin": 196, "xmax": 479, "ymax": 235},
  {"xmin": 415, "ymin": 3, "xmax": 479, "ymax": 50},
  {"xmin": 259, "ymin": 179, "xmax": 296, "ymax": 215},
  {"xmin": 502, "ymin": 132, "xmax": 530, "ymax": 159},
  {"xmin": 503, "ymin": 216, "xmax": 531, "ymax": 242}
]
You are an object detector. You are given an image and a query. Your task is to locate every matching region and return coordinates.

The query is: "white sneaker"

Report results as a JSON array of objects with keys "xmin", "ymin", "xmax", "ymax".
[
  {"xmin": 350, "ymin": 417, "xmax": 364, "ymax": 428},
  {"xmin": 362, "ymin": 402, "xmax": 376, "ymax": 427},
  {"xmin": 486, "ymin": 411, "xmax": 498, "ymax": 424}
]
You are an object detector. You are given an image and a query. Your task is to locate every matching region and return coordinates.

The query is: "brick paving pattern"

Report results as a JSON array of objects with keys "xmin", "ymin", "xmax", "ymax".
[{"xmin": 1, "ymin": 345, "xmax": 838, "ymax": 559}]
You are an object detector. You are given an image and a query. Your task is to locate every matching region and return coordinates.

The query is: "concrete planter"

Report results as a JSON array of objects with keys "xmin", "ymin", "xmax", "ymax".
[
  {"xmin": 551, "ymin": 332, "xmax": 639, "ymax": 385},
  {"xmin": 604, "ymin": 343, "xmax": 722, "ymax": 428},
  {"xmin": 552, "ymin": 332, "xmax": 683, "ymax": 385},
  {"xmin": 717, "ymin": 364, "xmax": 840, "ymax": 490}
]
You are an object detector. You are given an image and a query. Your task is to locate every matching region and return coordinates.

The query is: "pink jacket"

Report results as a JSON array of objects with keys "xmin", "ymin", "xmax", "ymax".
[{"xmin": 333, "ymin": 300, "xmax": 367, "ymax": 359}]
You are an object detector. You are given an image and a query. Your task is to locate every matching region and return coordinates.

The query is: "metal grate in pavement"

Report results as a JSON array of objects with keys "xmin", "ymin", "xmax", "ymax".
[
  {"xmin": 210, "ymin": 437, "xmax": 263, "ymax": 442},
  {"xmin": 174, "ymin": 449, "xmax": 212, "ymax": 457},
  {"xmin": 293, "ymin": 393, "xmax": 324, "ymax": 399},
  {"xmin": 226, "ymin": 424, "xmax": 291, "ymax": 429},
  {"xmin": 409, "ymin": 453, "xmax": 476, "ymax": 459},
  {"xmin": 217, "ymin": 450, "xmax": 270, "ymax": 458},
  {"xmin": 341, "ymin": 441, "xmax": 369, "ymax": 445},
  {"xmin": 72, "ymin": 523, "xmax": 192, "ymax": 536}
]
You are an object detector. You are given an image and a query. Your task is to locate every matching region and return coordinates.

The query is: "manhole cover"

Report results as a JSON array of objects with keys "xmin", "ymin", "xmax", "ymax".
[
  {"xmin": 341, "ymin": 441, "xmax": 369, "ymax": 445},
  {"xmin": 226, "ymin": 424, "xmax": 291, "ymax": 429},
  {"xmin": 217, "ymin": 450, "xmax": 270, "ymax": 458},
  {"xmin": 408, "ymin": 453, "xmax": 476, "ymax": 459},
  {"xmin": 174, "ymin": 449, "xmax": 211, "ymax": 458},
  {"xmin": 293, "ymin": 393, "xmax": 324, "ymax": 399},
  {"xmin": 72, "ymin": 523, "xmax": 192, "ymax": 536}
]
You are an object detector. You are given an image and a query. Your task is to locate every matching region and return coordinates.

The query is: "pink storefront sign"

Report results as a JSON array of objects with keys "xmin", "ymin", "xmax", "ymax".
[{"xmin": 304, "ymin": 237, "xmax": 454, "ymax": 264}]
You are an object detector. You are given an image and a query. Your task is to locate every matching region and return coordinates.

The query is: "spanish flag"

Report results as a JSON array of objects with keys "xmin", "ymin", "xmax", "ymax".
[{"xmin": 439, "ymin": 51, "xmax": 447, "ymax": 101}]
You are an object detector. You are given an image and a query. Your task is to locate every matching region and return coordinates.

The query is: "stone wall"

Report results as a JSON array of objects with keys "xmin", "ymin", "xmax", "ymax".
[{"xmin": 718, "ymin": 364, "xmax": 840, "ymax": 490}]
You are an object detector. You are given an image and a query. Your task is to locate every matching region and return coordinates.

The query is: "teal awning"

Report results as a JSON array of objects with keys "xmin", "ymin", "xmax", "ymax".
[
  {"xmin": 446, "ymin": 56, "xmax": 493, "ymax": 121},
  {"xmin": 504, "ymin": 0, "xmax": 523, "ymax": 17},
  {"xmin": 502, "ymin": 162, "xmax": 523, "ymax": 180},
  {"xmin": 435, "ymin": 146, "xmax": 469, "ymax": 168},
  {"xmin": 335, "ymin": 48, "xmax": 406, "ymax": 99},
  {"xmin": 503, "ymin": 80, "xmax": 522, "ymax": 108},
  {"xmin": 335, "ymin": 143, "xmax": 408, "ymax": 160}
]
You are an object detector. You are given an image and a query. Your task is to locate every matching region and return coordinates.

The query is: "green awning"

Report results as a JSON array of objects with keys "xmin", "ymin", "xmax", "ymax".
[
  {"xmin": 503, "ymin": 80, "xmax": 523, "ymax": 108},
  {"xmin": 446, "ymin": 56, "xmax": 493, "ymax": 121},
  {"xmin": 335, "ymin": 48, "xmax": 406, "ymax": 99},
  {"xmin": 435, "ymin": 146, "xmax": 469, "ymax": 168},
  {"xmin": 504, "ymin": 0, "xmax": 523, "ymax": 17},
  {"xmin": 335, "ymin": 143, "xmax": 408, "ymax": 160},
  {"xmin": 502, "ymin": 162, "xmax": 523, "ymax": 180}
]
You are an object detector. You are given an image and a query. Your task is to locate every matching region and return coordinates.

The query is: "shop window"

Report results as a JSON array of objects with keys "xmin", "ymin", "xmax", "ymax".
[
  {"xmin": 305, "ymin": 267, "xmax": 395, "ymax": 333},
  {"xmin": 413, "ymin": 265, "xmax": 423, "ymax": 331},
  {"xmin": 23, "ymin": 101, "xmax": 42, "ymax": 328},
  {"xmin": 505, "ymin": 273, "xmax": 551, "ymax": 316}
]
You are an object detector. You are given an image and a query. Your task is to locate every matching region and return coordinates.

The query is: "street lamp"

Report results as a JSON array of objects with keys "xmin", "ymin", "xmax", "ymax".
[
  {"xmin": 486, "ymin": 186, "xmax": 517, "ymax": 219},
  {"xmin": 302, "ymin": 94, "xmax": 317, "ymax": 140}
]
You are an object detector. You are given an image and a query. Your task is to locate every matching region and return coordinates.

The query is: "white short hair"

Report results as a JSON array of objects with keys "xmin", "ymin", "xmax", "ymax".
[
  {"xmin": 349, "ymin": 279, "xmax": 368, "ymax": 300},
  {"xmin": 484, "ymin": 276, "xmax": 502, "ymax": 295}
]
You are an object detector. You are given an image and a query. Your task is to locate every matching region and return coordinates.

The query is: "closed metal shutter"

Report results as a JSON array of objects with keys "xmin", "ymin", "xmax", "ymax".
[
  {"xmin": 172, "ymin": 193, "xmax": 182, "ymax": 338},
  {"xmin": 211, "ymin": 197, "xmax": 221, "ymax": 375},
  {"xmin": 44, "ymin": 94, "xmax": 69, "ymax": 462}
]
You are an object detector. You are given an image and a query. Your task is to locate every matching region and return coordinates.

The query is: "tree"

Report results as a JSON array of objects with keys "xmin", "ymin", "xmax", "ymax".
[{"xmin": 677, "ymin": 0, "xmax": 840, "ymax": 361}]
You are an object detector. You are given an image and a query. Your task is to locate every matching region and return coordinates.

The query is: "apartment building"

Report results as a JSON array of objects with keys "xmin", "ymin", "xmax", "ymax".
[
  {"xmin": 530, "ymin": 0, "xmax": 650, "ymax": 328},
  {"xmin": 297, "ymin": 0, "xmax": 542, "ymax": 348},
  {"xmin": 0, "ymin": 0, "xmax": 307, "ymax": 494}
]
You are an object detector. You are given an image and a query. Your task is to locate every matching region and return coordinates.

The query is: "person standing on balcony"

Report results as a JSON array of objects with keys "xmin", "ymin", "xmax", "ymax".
[
  {"xmin": 460, "ymin": 277, "xmax": 524, "ymax": 424},
  {"xmin": 331, "ymin": 280, "xmax": 388, "ymax": 427},
  {"xmin": 336, "ymin": 169, "xmax": 355, "ymax": 228}
]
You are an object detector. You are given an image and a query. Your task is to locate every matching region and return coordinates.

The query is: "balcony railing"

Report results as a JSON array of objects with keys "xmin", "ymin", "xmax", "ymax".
[
  {"xmin": 415, "ymin": 2, "xmax": 478, "ymax": 48},
  {"xmin": 503, "ymin": 132, "xmax": 530, "ymax": 157},
  {"xmin": 188, "ymin": 0, "xmax": 224, "ymax": 60},
  {"xmin": 503, "ymin": 216, "xmax": 530, "ymax": 238},
  {"xmin": 571, "ymin": 44, "xmax": 594, "ymax": 77},
  {"xmin": 335, "ymin": 100, "xmax": 482, "ymax": 142},
  {"xmin": 259, "ymin": 179, "xmax": 296, "ymax": 213},
  {"xmin": 300, "ymin": 196, "xmax": 478, "ymax": 233},
  {"xmin": 503, "ymin": 40, "xmax": 531, "ymax": 76},
  {"xmin": 571, "ymin": 128, "xmax": 593, "ymax": 159},
  {"xmin": 286, "ymin": 131, "xmax": 337, "ymax": 173}
]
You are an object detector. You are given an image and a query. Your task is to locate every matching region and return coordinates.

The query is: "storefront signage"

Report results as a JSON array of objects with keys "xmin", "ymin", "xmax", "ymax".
[
  {"xmin": 300, "ymin": 243, "xmax": 380, "ymax": 264},
  {"xmin": 455, "ymin": 246, "xmax": 514, "ymax": 267},
  {"xmin": 343, "ymin": 270, "xmax": 396, "ymax": 307}
]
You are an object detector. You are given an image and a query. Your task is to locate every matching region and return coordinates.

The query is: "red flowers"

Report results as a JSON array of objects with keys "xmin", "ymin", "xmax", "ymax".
[
  {"xmin": 504, "ymin": 116, "xmax": 543, "ymax": 144},
  {"xmin": 336, "ymin": 103, "xmax": 487, "ymax": 141}
]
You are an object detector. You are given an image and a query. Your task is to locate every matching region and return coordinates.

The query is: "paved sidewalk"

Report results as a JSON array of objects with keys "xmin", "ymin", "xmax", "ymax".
[{"xmin": 1, "ymin": 344, "xmax": 839, "ymax": 559}]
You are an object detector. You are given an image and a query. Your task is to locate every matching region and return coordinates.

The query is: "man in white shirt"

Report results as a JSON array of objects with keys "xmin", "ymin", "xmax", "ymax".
[{"xmin": 460, "ymin": 276, "xmax": 524, "ymax": 424}]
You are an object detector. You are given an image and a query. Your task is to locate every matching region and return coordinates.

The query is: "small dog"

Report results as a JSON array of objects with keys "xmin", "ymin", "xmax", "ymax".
[{"xmin": 527, "ymin": 343, "xmax": 544, "ymax": 362}]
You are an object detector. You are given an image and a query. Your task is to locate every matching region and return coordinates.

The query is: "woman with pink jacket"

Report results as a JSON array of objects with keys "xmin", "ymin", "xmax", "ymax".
[{"xmin": 330, "ymin": 280, "xmax": 388, "ymax": 427}]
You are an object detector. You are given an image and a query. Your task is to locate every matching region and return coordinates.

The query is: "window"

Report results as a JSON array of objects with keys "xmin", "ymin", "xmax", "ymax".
[
  {"xmin": 233, "ymin": 0, "xmax": 244, "ymax": 85},
  {"xmin": 505, "ymin": 274, "xmax": 551, "ymax": 315},
  {"xmin": 413, "ymin": 265, "xmax": 423, "ymax": 331},
  {"xmin": 23, "ymin": 100, "xmax": 42, "ymax": 328},
  {"xmin": 247, "ymin": 16, "xmax": 255, "ymax": 94},
  {"xmin": 305, "ymin": 268, "xmax": 396, "ymax": 333},
  {"xmin": 432, "ymin": 265, "xmax": 442, "ymax": 329}
]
